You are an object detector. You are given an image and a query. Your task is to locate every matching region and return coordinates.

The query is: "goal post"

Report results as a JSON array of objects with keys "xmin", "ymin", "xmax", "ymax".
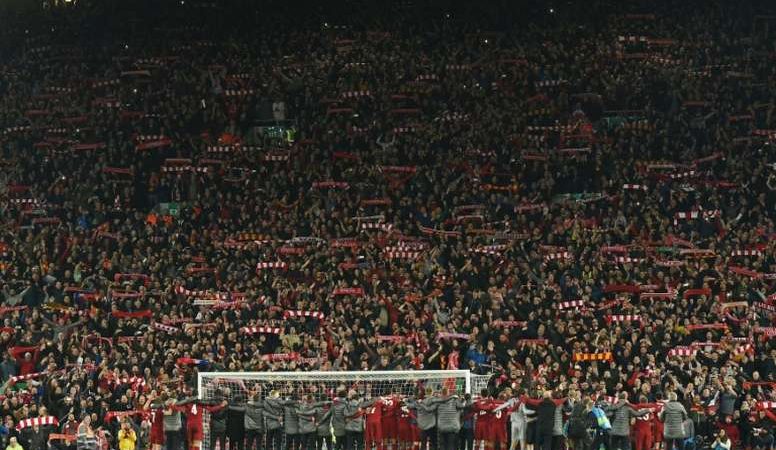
[{"xmin": 196, "ymin": 370, "xmax": 491, "ymax": 449}]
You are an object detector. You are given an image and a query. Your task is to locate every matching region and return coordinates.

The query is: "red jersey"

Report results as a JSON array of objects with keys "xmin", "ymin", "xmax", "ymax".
[
  {"xmin": 179, "ymin": 402, "xmax": 226, "ymax": 429},
  {"xmin": 151, "ymin": 408, "xmax": 164, "ymax": 432},
  {"xmin": 474, "ymin": 399, "xmax": 496, "ymax": 417},
  {"xmin": 398, "ymin": 405, "xmax": 418, "ymax": 428},
  {"xmin": 473, "ymin": 399, "xmax": 496, "ymax": 440},
  {"xmin": 365, "ymin": 400, "xmax": 385, "ymax": 424},
  {"xmin": 183, "ymin": 403, "xmax": 205, "ymax": 428},
  {"xmin": 381, "ymin": 396, "xmax": 401, "ymax": 420},
  {"xmin": 397, "ymin": 406, "xmax": 419, "ymax": 442},
  {"xmin": 381, "ymin": 396, "xmax": 401, "ymax": 438},
  {"xmin": 633, "ymin": 406, "xmax": 654, "ymax": 432},
  {"xmin": 490, "ymin": 401, "xmax": 510, "ymax": 442},
  {"xmin": 149, "ymin": 408, "xmax": 165, "ymax": 445}
]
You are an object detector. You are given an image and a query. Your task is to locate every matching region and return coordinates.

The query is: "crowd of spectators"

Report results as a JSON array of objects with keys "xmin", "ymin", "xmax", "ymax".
[{"xmin": 0, "ymin": 0, "xmax": 775, "ymax": 448}]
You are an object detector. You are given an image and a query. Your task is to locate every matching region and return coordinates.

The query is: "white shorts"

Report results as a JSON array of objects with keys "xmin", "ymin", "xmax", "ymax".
[{"xmin": 511, "ymin": 423, "xmax": 526, "ymax": 442}]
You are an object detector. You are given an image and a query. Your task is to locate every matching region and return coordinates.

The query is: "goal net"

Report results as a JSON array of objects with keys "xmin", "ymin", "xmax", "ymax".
[{"xmin": 197, "ymin": 370, "xmax": 491, "ymax": 450}]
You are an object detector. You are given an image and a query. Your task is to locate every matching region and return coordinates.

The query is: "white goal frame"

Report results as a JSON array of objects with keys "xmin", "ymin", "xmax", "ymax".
[{"xmin": 197, "ymin": 369, "xmax": 483, "ymax": 399}]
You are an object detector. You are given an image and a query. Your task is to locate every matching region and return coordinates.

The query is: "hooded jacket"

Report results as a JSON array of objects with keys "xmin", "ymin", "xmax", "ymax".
[
  {"xmin": 411, "ymin": 397, "xmax": 440, "ymax": 431},
  {"xmin": 296, "ymin": 403, "xmax": 317, "ymax": 435},
  {"xmin": 315, "ymin": 406, "xmax": 332, "ymax": 437},
  {"xmin": 608, "ymin": 400, "xmax": 649, "ymax": 436},
  {"xmin": 262, "ymin": 397, "xmax": 285, "ymax": 431},
  {"xmin": 659, "ymin": 401, "xmax": 689, "ymax": 440},
  {"xmin": 244, "ymin": 400, "xmax": 264, "ymax": 432},
  {"xmin": 344, "ymin": 398, "xmax": 369, "ymax": 432},
  {"xmin": 435, "ymin": 396, "xmax": 466, "ymax": 433},
  {"xmin": 282, "ymin": 398, "xmax": 300, "ymax": 434},
  {"xmin": 331, "ymin": 396, "xmax": 349, "ymax": 437}
]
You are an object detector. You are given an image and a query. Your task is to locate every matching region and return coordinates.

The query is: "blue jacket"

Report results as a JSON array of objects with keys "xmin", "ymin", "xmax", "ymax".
[
  {"xmin": 466, "ymin": 347, "xmax": 487, "ymax": 366},
  {"xmin": 591, "ymin": 407, "xmax": 611, "ymax": 430}
]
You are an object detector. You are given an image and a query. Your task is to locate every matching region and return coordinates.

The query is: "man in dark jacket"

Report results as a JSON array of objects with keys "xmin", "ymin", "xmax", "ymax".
[
  {"xmin": 263, "ymin": 390, "xmax": 285, "ymax": 450},
  {"xmin": 314, "ymin": 404, "xmax": 333, "ymax": 450},
  {"xmin": 296, "ymin": 395, "xmax": 319, "ymax": 450},
  {"xmin": 751, "ymin": 409, "xmax": 774, "ymax": 450},
  {"xmin": 281, "ymin": 391, "xmax": 300, "ymax": 450},
  {"xmin": 536, "ymin": 391, "xmax": 557, "ymax": 450},
  {"xmin": 227, "ymin": 397, "xmax": 246, "ymax": 450},
  {"xmin": 209, "ymin": 399, "xmax": 229, "ymax": 450},
  {"xmin": 21, "ymin": 424, "xmax": 48, "ymax": 450},
  {"xmin": 331, "ymin": 389, "xmax": 349, "ymax": 450},
  {"xmin": 243, "ymin": 393, "xmax": 264, "ymax": 450},
  {"xmin": 567, "ymin": 397, "xmax": 593, "ymax": 450},
  {"xmin": 717, "ymin": 385, "xmax": 738, "ymax": 420}
]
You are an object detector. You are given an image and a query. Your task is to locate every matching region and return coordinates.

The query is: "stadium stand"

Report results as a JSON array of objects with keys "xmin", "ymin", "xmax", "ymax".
[{"xmin": 0, "ymin": 0, "xmax": 774, "ymax": 449}]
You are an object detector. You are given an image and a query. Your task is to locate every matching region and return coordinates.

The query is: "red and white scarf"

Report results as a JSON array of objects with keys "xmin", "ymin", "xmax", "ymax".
[
  {"xmin": 361, "ymin": 222, "xmax": 393, "ymax": 232},
  {"xmin": 16, "ymin": 416, "xmax": 59, "ymax": 431},
  {"xmin": 545, "ymin": 252, "xmax": 572, "ymax": 261},
  {"xmin": 340, "ymin": 90, "xmax": 371, "ymax": 99},
  {"xmin": 754, "ymin": 327, "xmax": 776, "ymax": 336},
  {"xmin": 418, "ymin": 225, "xmax": 461, "ymax": 237},
  {"xmin": 241, "ymin": 326, "xmax": 282, "ymax": 335},
  {"xmin": 9, "ymin": 371, "xmax": 50, "ymax": 385},
  {"xmin": 312, "ymin": 181, "xmax": 349, "ymax": 189},
  {"xmin": 333, "ymin": 287, "xmax": 364, "ymax": 296},
  {"xmin": 136, "ymin": 138, "xmax": 172, "ymax": 151},
  {"xmin": 437, "ymin": 332, "xmax": 470, "ymax": 340},
  {"xmin": 686, "ymin": 323, "xmax": 728, "ymax": 331},
  {"xmin": 473, "ymin": 245, "xmax": 507, "ymax": 256},
  {"xmin": 283, "ymin": 310, "xmax": 325, "ymax": 320},
  {"xmin": 330, "ymin": 238, "xmax": 360, "ymax": 249},
  {"xmin": 224, "ymin": 89, "xmax": 255, "ymax": 97},
  {"xmin": 668, "ymin": 346, "xmax": 696, "ymax": 358},
  {"xmin": 261, "ymin": 352, "xmax": 299, "ymax": 362},
  {"xmin": 152, "ymin": 322, "xmax": 179, "ymax": 334},
  {"xmin": 683, "ymin": 288, "xmax": 711, "ymax": 299},
  {"xmin": 161, "ymin": 165, "xmax": 210, "ymax": 174},
  {"xmin": 606, "ymin": 315, "xmax": 642, "ymax": 323},
  {"xmin": 383, "ymin": 250, "xmax": 421, "ymax": 260},
  {"xmin": 614, "ymin": 257, "xmax": 645, "ymax": 264},
  {"xmin": 108, "ymin": 376, "xmax": 147, "ymax": 390},
  {"xmin": 673, "ymin": 210, "xmax": 720, "ymax": 225},
  {"xmin": 600, "ymin": 245, "xmax": 628, "ymax": 254},
  {"xmin": 377, "ymin": 335, "xmax": 405, "ymax": 343},
  {"xmin": 256, "ymin": 262, "xmax": 289, "ymax": 271},
  {"xmin": 174, "ymin": 286, "xmax": 238, "ymax": 301},
  {"xmin": 535, "ymin": 80, "xmax": 567, "ymax": 88},
  {"xmin": 278, "ymin": 246, "xmax": 306, "ymax": 256},
  {"xmin": 557, "ymin": 300, "xmax": 586, "ymax": 310},
  {"xmin": 492, "ymin": 320, "xmax": 526, "ymax": 328},
  {"xmin": 640, "ymin": 289, "xmax": 677, "ymax": 300}
]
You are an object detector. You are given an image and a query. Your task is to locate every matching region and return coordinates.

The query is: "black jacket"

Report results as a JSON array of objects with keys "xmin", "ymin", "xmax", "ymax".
[
  {"xmin": 536, "ymin": 399, "xmax": 557, "ymax": 435},
  {"xmin": 227, "ymin": 405, "xmax": 245, "ymax": 437}
]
